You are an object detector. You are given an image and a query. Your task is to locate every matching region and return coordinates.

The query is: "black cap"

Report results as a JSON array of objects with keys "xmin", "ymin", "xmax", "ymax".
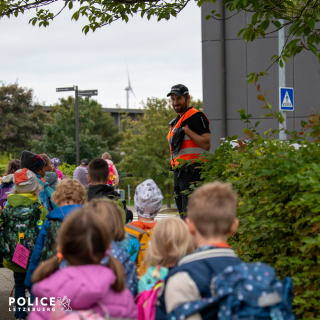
[
  {"xmin": 81, "ymin": 159, "xmax": 89, "ymax": 166},
  {"xmin": 167, "ymin": 84, "xmax": 189, "ymax": 97}
]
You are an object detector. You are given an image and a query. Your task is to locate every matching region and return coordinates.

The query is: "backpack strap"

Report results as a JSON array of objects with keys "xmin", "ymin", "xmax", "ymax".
[{"xmin": 178, "ymin": 248, "xmax": 238, "ymax": 266}]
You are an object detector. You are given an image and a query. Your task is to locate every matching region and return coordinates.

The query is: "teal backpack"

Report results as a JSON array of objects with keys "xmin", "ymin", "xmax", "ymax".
[{"xmin": 0, "ymin": 203, "xmax": 42, "ymax": 266}]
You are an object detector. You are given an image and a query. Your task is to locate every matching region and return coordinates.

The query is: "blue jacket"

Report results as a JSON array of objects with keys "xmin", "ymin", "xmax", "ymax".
[
  {"xmin": 24, "ymin": 204, "xmax": 83, "ymax": 288},
  {"xmin": 156, "ymin": 246, "xmax": 242, "ymax": 320}
]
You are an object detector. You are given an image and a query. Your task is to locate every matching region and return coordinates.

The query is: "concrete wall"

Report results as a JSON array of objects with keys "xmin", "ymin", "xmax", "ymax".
[{"xmin": 201, "ymin": 3, "xmax": 320, "ymax": 150}]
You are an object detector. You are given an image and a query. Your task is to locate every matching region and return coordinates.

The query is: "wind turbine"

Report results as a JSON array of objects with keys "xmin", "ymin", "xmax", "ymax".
[{"xmin": 124, "ymin": 67, "xmax": 136, "ymax": 109}]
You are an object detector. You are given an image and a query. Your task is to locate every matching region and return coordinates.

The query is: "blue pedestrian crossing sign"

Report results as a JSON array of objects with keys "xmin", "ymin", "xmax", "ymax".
[{"xmin": 279, "ymin": 87, "xmax": 294, "ymax": 111}]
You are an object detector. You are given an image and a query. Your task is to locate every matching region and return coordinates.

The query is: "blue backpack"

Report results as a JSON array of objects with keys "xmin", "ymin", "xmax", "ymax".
[{"xmin": 168, "ymin": 262, "xmax": 295, "ymax": 320}]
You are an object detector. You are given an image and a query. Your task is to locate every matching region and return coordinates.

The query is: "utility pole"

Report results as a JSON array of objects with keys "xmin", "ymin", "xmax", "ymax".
[{"xmin": 279, "ymin": 20, "xmax": 287, "ymax": 141}]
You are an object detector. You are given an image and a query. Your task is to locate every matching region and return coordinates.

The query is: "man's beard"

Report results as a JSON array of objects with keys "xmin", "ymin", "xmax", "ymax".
[{"xmin": 174, "ymin": 101, "xmax": 188, "ymax": 114}]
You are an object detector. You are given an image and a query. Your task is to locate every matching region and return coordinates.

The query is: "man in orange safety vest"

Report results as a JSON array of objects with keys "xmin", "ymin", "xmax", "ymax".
[{"xmin": 167, "ymin": 84, "xmax": 211, "ymax": 218}]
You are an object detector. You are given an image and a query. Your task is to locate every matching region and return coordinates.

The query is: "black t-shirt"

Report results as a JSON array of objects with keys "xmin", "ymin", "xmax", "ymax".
[
  {"xmin": 173, "ymin": 108, "xmax": 211, "ymax": 136},
  {"xmin": 186, "ymin": 112, "xmax": 211, "ymax": 136}
]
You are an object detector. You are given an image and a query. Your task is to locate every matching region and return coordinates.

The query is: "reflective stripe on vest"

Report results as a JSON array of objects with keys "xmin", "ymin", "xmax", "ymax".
[{"xmin": 167, "ymin": 107, "xmax": 209, "ymax": 167}]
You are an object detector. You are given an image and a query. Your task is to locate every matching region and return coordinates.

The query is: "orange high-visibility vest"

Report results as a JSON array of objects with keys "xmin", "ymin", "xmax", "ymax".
[{"xmin": 167, "ymin": 107, "xmax": 209, "ymax": 168}]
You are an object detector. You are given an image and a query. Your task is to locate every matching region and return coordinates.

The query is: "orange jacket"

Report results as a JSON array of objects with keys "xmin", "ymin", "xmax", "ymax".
[{"xmin": 167, "ymin": 108, "xmax": 209, "ymax": 167}]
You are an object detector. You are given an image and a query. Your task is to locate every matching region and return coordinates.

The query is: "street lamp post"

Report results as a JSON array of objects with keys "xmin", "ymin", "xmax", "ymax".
[{"xmin": 56, "ymin": 86, "xmax": 98, "ymax": 166}]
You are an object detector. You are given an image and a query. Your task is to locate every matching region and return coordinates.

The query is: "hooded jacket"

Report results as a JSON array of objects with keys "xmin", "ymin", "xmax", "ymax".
[
  {"xmin": 87, "ymin": 184, "xmax": 121, "ymax": 202},
  {"xmin": 24, "ymin": 204, "xmax": 82, "ymax": 288},
  {"xmin": 37, "ymin": 177, "xmax": 59, "ymax": 212},
  {"xmin": 1, "ymin": 193, "xmax": 48, "ymax": 273},
  {"xmin": 44, "ymin": 172, "xmax": 58, "ymax": 190},
  {"xmin": 29, "ymin": 265, "xmax": 137, "ymax": 320}
]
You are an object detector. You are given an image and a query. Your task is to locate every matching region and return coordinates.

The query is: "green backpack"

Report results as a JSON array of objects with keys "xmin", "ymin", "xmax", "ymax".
[
  {"xmin": 0, "ymin": 203, "xmax": 41, "ymax": 266},
  {"xmin": 39, "ymin": 219, "xmax": 61, "ymax": 263}
]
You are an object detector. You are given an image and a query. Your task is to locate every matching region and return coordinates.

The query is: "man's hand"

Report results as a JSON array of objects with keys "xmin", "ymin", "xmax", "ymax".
[
  {"xmin": 182, "ymin": 125, "xmax": 211, "ymax": 151},
  {"xmin": 182, "ymin": 124, "xmax": 190, "ymax": 134}
]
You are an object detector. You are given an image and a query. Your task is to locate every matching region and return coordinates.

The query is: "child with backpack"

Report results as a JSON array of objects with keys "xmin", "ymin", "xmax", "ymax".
[
  {"xmin": 125, "ymin": 179, "xmax": 164, "ymax": 277},
  {"xmin": 156, "ymin": 182, "xmax": 295, "ymax": 320},
  {"xmin": 51, "ymin": 158, "xmax": 65, "ymax": 181},
  {"xmin": 138, "ymin": 217, "xmax": 193, "ymax": 293},
  {"xmin": 24, "ymin": 179, "xmax": 86, "ymax": 291},
  {"xmin": 20, "ymin": 151, "xmax": 58, "ymax": 212},
  {"xmin": 29, "ymin": 207, "xmax": 137, "ymax": 320},
  {"xmin": 136, "ymin": 218, "xmax": 193, "ymax": 320},
  {"xmin": 102, "ymin": 152, "xmax": 119, "ymax": 186},
  {"xmin": 86, "ymin": 198, "xmax": 138, "ymax": 296},
  {"xmin": 40, "ymin": 154, "xmax": 58, "ymax": 191},
  {"xmin": 87, "ymin": 158, "xmax": 133, "ymax": 223},
  {"xmin": 0, "ymin": 168, "xmax": 47, "ymax": 320},
  {"xmin": 0, "ymin": 159, "xmax": 21, "ymax": 209}
]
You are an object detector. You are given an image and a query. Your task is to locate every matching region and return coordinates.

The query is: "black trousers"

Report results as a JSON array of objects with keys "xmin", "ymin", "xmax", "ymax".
[{"xmin": 174, "ymin": 168, "xmax": 201, "ymax": 218}]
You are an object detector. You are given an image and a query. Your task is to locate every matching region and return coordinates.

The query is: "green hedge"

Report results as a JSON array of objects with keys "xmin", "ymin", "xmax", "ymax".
[{"xmin": 186, "ymin": 110, "xmax": 320, "ymax": 319}]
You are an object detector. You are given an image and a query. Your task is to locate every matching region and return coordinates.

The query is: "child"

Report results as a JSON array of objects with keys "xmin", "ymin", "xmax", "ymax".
[
  {"xmin": 24, "ymin": 179, "xmax": 86, "ymax": 290},
  {"xmin": 40, "ymin": 154, "xmax": 58, "ymax": 190},
  {"xmin": 20, "ymin": 150, "xmax": 58, "ymax": 212},
  {"xmin": 87, "ymin": 158, "xmax": 133, "ymax": 222},
  {"xmin": 29, "ymin": 207, "xmax": 137, "ymax": 320},
  {"xmin": 0, "ymin": 168, "xmax": 46, "ymax": 320},
  {"xmin": 51, "ymin": 158, "xmax": 65, "ymax": 181},
  {"xmin": 102, "ymin": 152, "xmax": 119, "ymax": 186},
  {"xmin": 86, "ymin": 198, "xmax": 138, "ymax": 296},
  {"xmin": 125, "ymin": 179, "xmax": 164, "ymax": 276},
  {"xmin": 138, "ymin": 217, "xmax": 193, "ymax": 293},
  {"xmin": 0, "ymin": 159, "xmax": 20, "ymax": 209},
  {"xmin": 156, "ymin": 182, "xmax": 241, "ymax": 319}
]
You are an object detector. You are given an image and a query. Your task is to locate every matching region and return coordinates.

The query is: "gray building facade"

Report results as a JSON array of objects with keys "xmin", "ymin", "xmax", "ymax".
[{"xmin": 201, "ymin": 3, "xmax": 320, "ymax": 150}]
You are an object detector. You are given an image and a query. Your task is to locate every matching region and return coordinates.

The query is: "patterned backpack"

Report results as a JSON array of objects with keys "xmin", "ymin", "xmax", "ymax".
[
  {"xmin": 169, "ymin": 262, "xmax": 295, "ymax": 320},
  {"xmin": 39, "ymin": 219, "xmax": 62, "ymax": 263},
  {"xmin": 0, "ymin": 203, "xmax": 41, "ymax": 265}
]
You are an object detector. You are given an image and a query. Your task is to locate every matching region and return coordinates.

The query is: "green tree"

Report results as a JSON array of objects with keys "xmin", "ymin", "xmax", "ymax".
[
  {"xmin": 1, "ymin": 0, "xmax": 320, "ymax": 77},
  {"xmin": 36, "ymin": 96, "xmax": 121, "ymax": 164},
  {"xmin": 0, "ymin": 83, "xmax": 48, "ymax": 154}
]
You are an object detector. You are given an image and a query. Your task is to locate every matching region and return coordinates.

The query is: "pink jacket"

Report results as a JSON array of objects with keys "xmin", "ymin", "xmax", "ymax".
[
  {"xmin": 29, "ymin": 265, "xmax": 137, "ymax": 320},
  {"xmin": 106, "ymin": 160, "xmax": 119, "ymax": 186}
]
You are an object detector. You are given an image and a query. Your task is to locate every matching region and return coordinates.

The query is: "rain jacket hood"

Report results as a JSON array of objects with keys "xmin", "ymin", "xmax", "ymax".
[{"xmin": 29, "ymin": 265, "xmax": 137, "ymax": 320}]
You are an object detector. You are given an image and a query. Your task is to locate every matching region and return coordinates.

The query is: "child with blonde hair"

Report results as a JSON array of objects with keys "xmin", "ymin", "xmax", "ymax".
[
  {"xmin": 29, "ymin": 207, "xmax": 137, "ymax": 320},
  {"xmin": 138, "ymin": 217, "xmax": 193, "ymax": 293},
  {"xmin": 85, "ymin": 199, "xmax": 138, "ymax": 296},
  {"xmin": 24, "ymin": 179, "xmax": 86, "ymax": 291}
]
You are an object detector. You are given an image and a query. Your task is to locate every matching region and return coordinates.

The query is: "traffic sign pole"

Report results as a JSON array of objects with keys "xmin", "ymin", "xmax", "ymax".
[
  {"xmin": 56, "ymin": 86, "xmax": 97, "ymax": 167},
  {"xmin": 74, "ymin": 86, "xmax": 80, "ymax": 167},
  {"xmin": 278, "ymin": 19, "xmax": 287, "ymax": 141}
]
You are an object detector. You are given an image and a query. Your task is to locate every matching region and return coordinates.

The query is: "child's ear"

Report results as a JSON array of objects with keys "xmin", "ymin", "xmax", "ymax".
[
  {"xmin": 87, "ymin": 175, "xmax": 92, "ymax": 183},
  {"xmin": 186, "ymin": 217, "xmax": 196, "ymax": 235},
  {"xmin": 228, "ymin": 218, "xmax": 239, "ymax": 236}
]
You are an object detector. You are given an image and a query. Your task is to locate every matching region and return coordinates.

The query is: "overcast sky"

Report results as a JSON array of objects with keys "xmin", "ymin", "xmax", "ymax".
[{"xmin": 0, "ymin": 2, "xmax": 202, "ymax": 109}]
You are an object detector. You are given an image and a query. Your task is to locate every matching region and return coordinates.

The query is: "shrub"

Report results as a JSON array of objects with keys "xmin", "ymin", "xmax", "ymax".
[
  {"xmin": 59, "ymin": 163, "xmax": 76, "ymax": 178},
  {"xmin": 184, "ymin": 90, "xmax": 320, "ymax": 319}
]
